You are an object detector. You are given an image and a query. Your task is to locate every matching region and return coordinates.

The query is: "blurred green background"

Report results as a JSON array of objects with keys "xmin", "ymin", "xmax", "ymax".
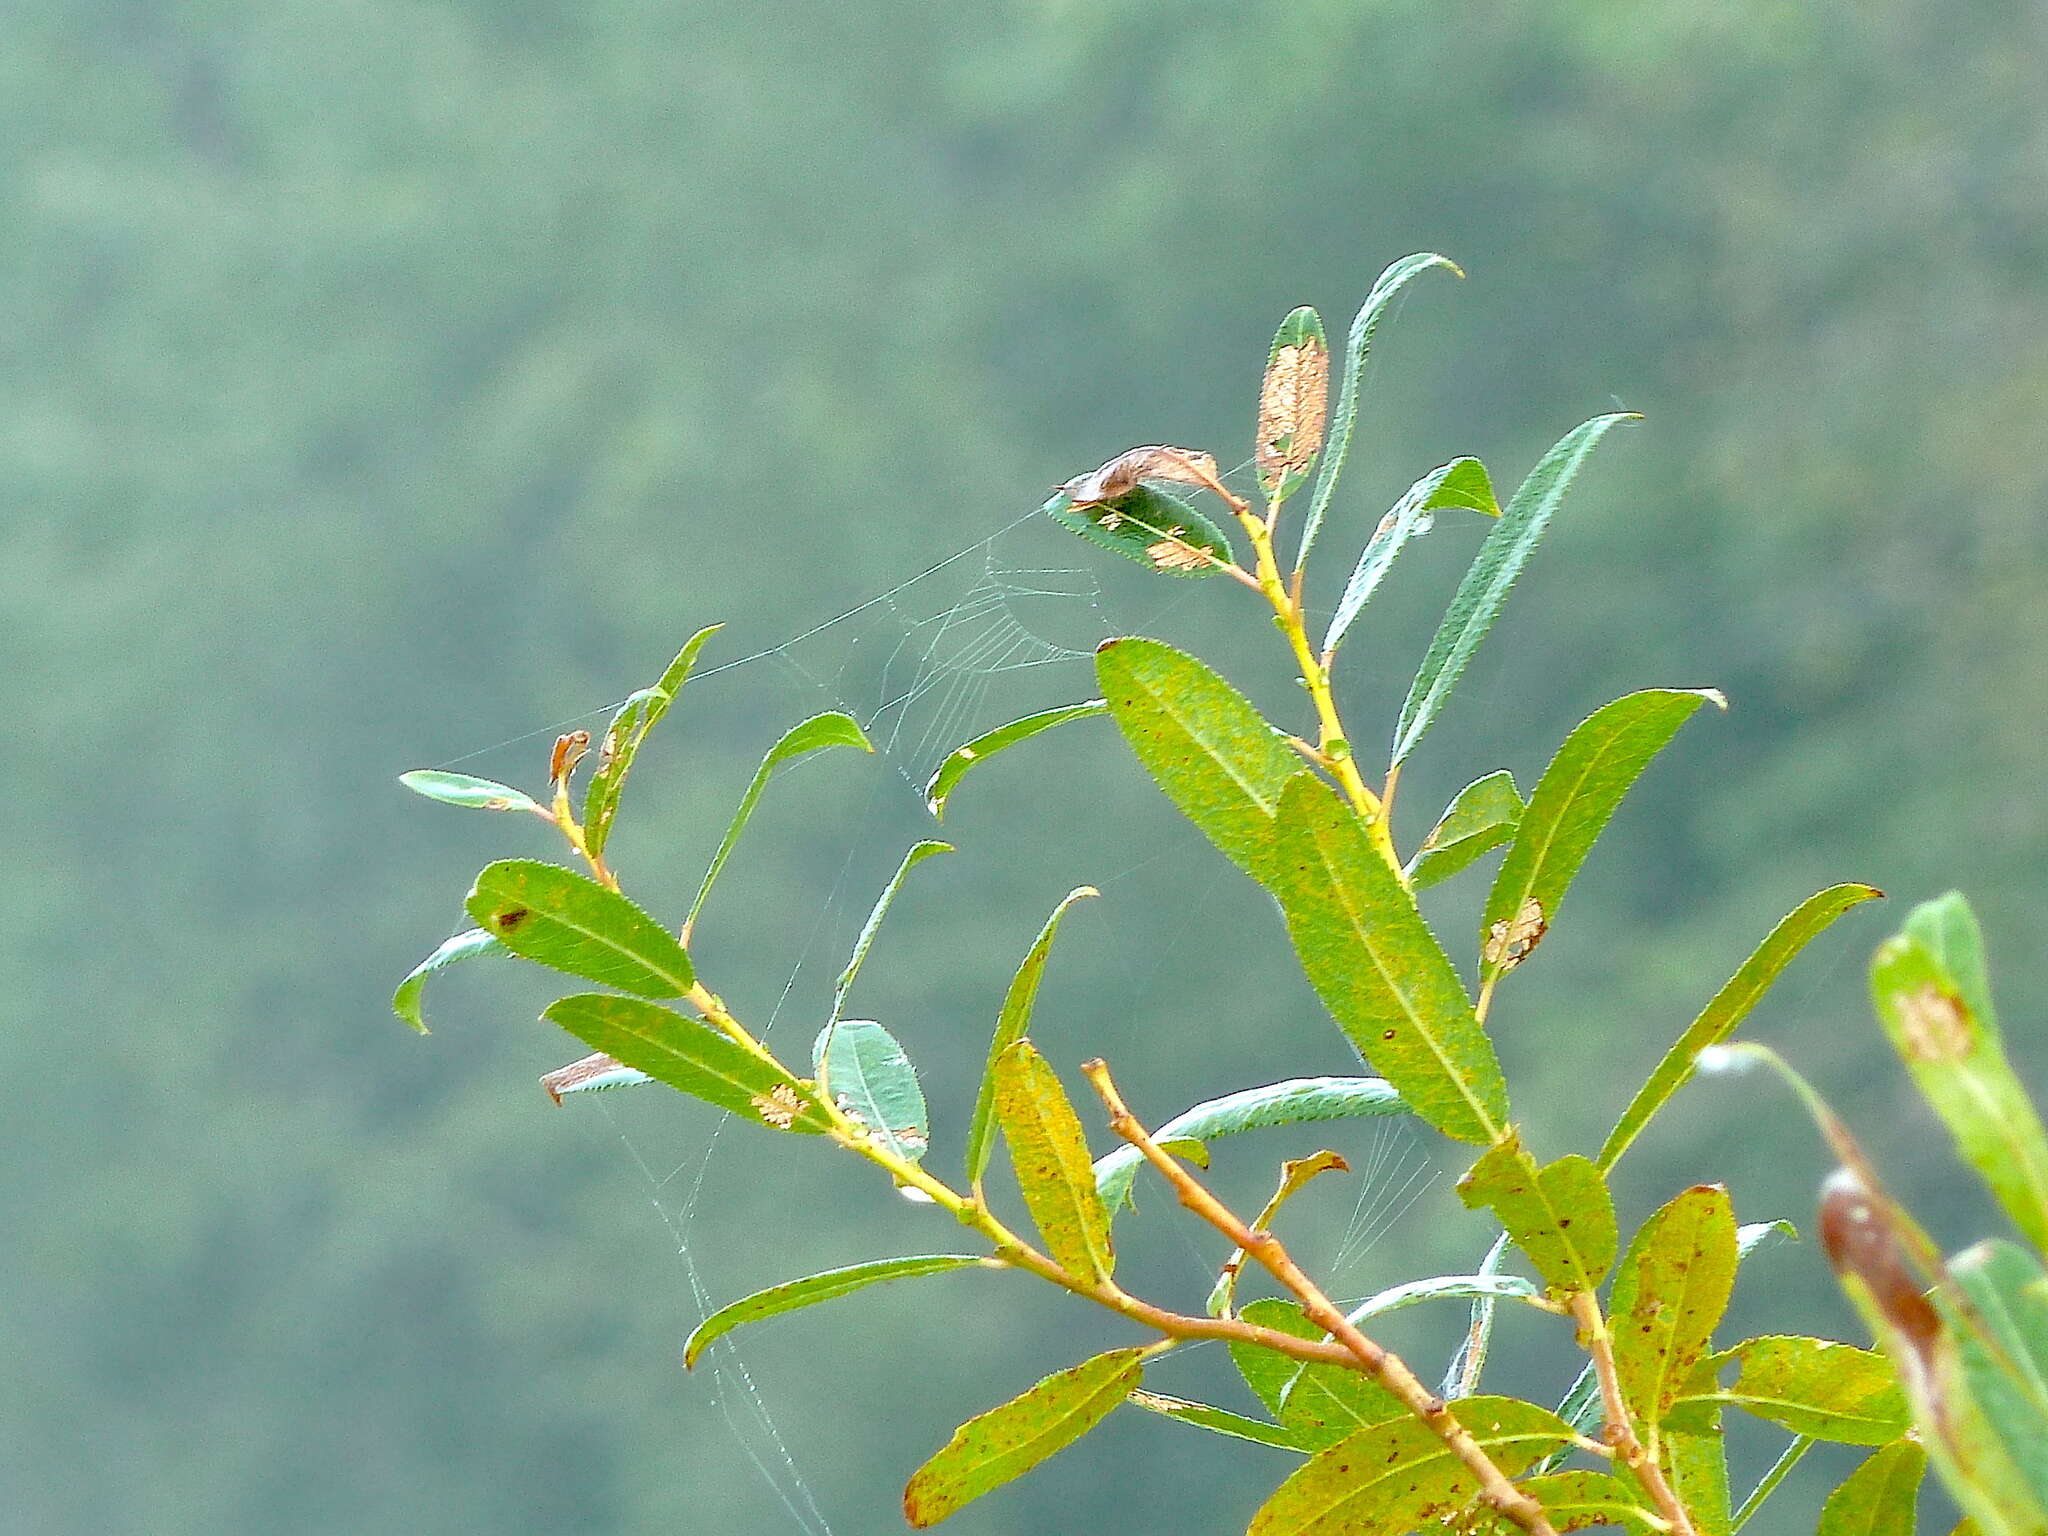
[{"xmin": 8, "ymin": 2, "xmax": 2046, "ymax": 1531}]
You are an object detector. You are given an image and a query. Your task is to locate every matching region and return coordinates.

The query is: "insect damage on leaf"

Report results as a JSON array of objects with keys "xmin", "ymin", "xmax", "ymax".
[
  {"xmin": 542, "ymin": 1050, "xmax": 632, "ymax": 1102},
  {"xmin": 1893, "ymin": 982, "xmax": 1971, "ymax": 1062},
  {"xmin": 490, "ymin": 906, "xmax": 531, "ymax": 934},
  {"xmin": 1483, "ymin": 897, "xmax": 1547, "ymax": 971},
  {"xmin": 1257, "ymin": 337, "xmax": 1329, "ymax": 487},
  {"xmin": 752, "ymin": 1083, "xmax": 805, "ymax": 1129},
  {"xmin": 1819, "ymin": 1167, "xmax": 1943, "ymax": 1371},
  {"xmin": 1060, "ymin": 445, "xmax": 1237, "ymax": 508},
  {"xmin": 1145, "ymin": 530, "xmax": 1213, "ymax": 572}
]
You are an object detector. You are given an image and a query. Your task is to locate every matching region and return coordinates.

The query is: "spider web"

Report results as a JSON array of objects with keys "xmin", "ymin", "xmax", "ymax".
[{"xmin": 441, "ymin": 507, "xmax": 1430, "ymax": 1533}]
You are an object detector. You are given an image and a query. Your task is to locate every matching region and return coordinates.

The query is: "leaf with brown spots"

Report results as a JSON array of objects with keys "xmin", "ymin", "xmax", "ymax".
[
  {"xmin": 1457, "ymin": 1131, "xmax": 1617, "ymax": 1293},
  {"xmin": 1609, "ymin": 1185, "xmax": 1738, "ymax": 1429},
  {"xmin": 465, "ymin": 859, "xmax": 694, "ymax": 995},
  {"xmin": 992, "ymin": 1040, "xmax": 1114, "ymax": 1287}
]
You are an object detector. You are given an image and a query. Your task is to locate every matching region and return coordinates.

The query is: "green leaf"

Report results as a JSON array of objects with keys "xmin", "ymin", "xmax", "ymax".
[
  {"xmin": 1092, "ymin": 1075, "xmax": 1407, "ymax": 1215},
  {"xmin": 1479, "ymin": 688, "xmax": 1722, "ymax": 984},
  {"xmin": 1391, "ymin": 412, "xmax": 1636, "ymax": 768},
  {"xmin": 684, "ymin": 710, "xmax": 873, "ymax": 941},
  {"xmin": 1275, "ymin": 1353, "xmax": 1404, "ymax": 1452},
  {"xmin": 1247, "ymin": 1395, "xmax": 1572, "ymax": 1536},
  {"xmin": 1322, "ymin": 458, "xmax": 1499, "ymax": 657},
  {"xmin": 1872, "ymin": 895, "xmax": 2048, "ymax": 1252},
  {"xmin": 398, "ymin": 769, "xmax": 544, "ymax": 816},
  {"xmin": 1344, "ymin": 1271, "xmax": 1542, "ymax": 1325},
  {"xmin": 1456, "ymin": 1133, "xmax": 1617, "ymax": 1292},
  {"xmin": 1269, "ymin": 773, "xmax": 1509, "ymax": 1146},
  {"xmin": 1609, "ymin": 1184, "xmax": 1737, "ymax": 1426},
  {"xmin": 1293, "ymin": 251, "xmax": 1463, "ymax": 570},
  {"xmin": 1600, "ymin": 883, "xmax": 1883, "ymax": 1170},
  {"xmin": 964, "ymin": 887, "xmax": 1097, "ymax": 1192},
  {"xmin": 993, "ymin": 1041, "xmax": 1114, "ymax": 1287},
  {"xmin": 902, "ymin": 1347, "xmax": 1144, "ymax": 1526},
  {"xmin": 582, "ymin": 627, "xmax": 719, "ymax": 857},
  {"xmin": 1464, "ymin": 1471, "xmax": 1659, "ymax": 1534},
  {"xmin": 1944, "ymin": 1239, "xmax": 2048, "ymax": 1510},
  {"xmin": 1678, "ymin": 1335, "xmax": 1907, "ymax": 1444},
  {"xmin": 1127, "ymin": 1390, "xmax": 1315, "ymax": 1453},
  {"xmin": 1096, "ymin": 637, "xmax": 1300, "ymax": 879},
  {"xmin": 1816, "ymin": 1440, "xmax": 1927, "ymax": 1536},
  {"xmin": 683, "ymin": 1254, "xmax": 982, "ymax": 1368},
  {"xmin": 813, "ymin": 1019, "xmax": 929, "ymax": 1164},
  {"xmin": 829, "ymin": 840, "xmax": 951, "ymax": 1023},
  {"xmin": 1043, "ymin": 483, "xmax": 1232, "ymax": 576},
  {"xmin": 543, "ymin": 993, "xmax": 829, "ymax": 1133},
  {"xmin": 924, "ymin": 702, "xmax": 1107, "ymax": 820},
  {"xmin": 1231, "ymin": 1299, "xmax": 1322, "ymax": 1417},
  {"xmin": 1407, "ymin": 770, "xmax": 1523, "ymax": 890},
  {"xmin": 392, "ymin": 927, "xmax": 501, "ymax": 1034},
  {"xmin": 466, "ymin": 859, "xmax": 694, "ymax": 995},
  {"xmin": 1664, "ymin": 1427, "xmax": 1733, "ymax": 1536}
]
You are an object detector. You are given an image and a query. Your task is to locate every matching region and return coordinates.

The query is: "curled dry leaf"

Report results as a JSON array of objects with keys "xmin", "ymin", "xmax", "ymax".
[
  {"xmin": 1059, "ymin": 446, "xmax": 1237, "ymax": 509},
  {"xmin": 1483, "ymin": 896, "xmax": 1548, "ymax": 971},
  {"xmin": 542, "ymin": 1050, "xmax": 631, "ymax": 1102},
  {"xmin": 1257, "ymin": 338, "xmax": 1329, "ymax": 488}
]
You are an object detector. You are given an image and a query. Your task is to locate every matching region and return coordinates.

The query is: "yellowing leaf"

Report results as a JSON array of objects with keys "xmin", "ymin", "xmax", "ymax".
[{"xmin": 993, "ymin": 1041, "xmax": 1114, "ymax": 1287}]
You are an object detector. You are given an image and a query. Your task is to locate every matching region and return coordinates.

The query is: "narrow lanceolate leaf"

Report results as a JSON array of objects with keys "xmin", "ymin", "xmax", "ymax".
[
  {"xmin": 1944, "ymin": 1239, "xmax": 2048, "ymax": 1509},
  {"xmin": 903, "ymin": 1348, "xmax": 1144, "ymax": 1527},
  {"xmin": 398, "ymin": 769, "xmax": 544, "ymax": 816},
  {"xmin": 1391, "ymin": 413, "xmax": 1637, "ymax": 767},
  {"xmin": 1344, "ymin": 1271, "xmax": 1542, "ymax": 1325},
  {"xmin": 1270, "ymin": 774, "xmax": 1509, "ymax": 1145},
  {"xmin": 993, "ymin": 1041, "xmax": 1114, "ymax": 1287},
  {"xmin": 1676, "ymin": 1335, "xmax": 1907, "ymax": 1444},
  {"xmin": 1043, "ymin": 483, "xmax": 1233, "ymax": 576},
  {"xmin": 964, "ymin": 887, "xmax": 1098, "ymax": 1191},
  {"xmin": 1248, "ymin": 1396, "xmax": 1572, "ymax": 1536},
  {"xmin": 544, "ymin": 994, "xmax": 829, "ymax": 1134},
  {"xmin": 1294, "ymin": 251, "xmax": 1463, "ymax": 570},
  {"xmin": 1093, "ymin": 1075, "xmax": 1407, "ymax": 1214},
  {"xmin": 1738, "ymin": 1219, "xmax": 1799, "ymax": 1261},
  {"xmin": 1872, "ymin": 894, "xmax": 2048, "ymax": 1252},
  {"xmin": 1096, "ymin": 637, "xmax": 1300, "ymax": 879},
  {"xmin": 466, "ymin": 859, "xmax": 693, "ymax": 995},
  {"xmin": 1533, "ymin": 1363, "xmax": 1604, "ymax": 1475},
  {"xmin": 1817, "ymin": 1440, "xmax": 1927, "ymax": 1536},
  {"xmin": 1443, "ymin": 1231, "xmax": 1517, "ymax": 1400},
  {"xmin": 813, "ymin": 1019, "xmax": 929, "ymax": 1164},
  {"xmin": 1599, "ymin": 882, "xmax": 1883, "ymax": 1170},
  {"xmin": 1480, "ymin": 688, "xmax": 1723, "ymax": 984},
  {"xmin": 829, "ymin": 840, "xmax": 952, "ymax": 1023},
  {"xmin": 1407, "ymin": 770, "xmax": 1522, "ymax": 891},
  {"xmin": 1257, "ymin": 306, "xmax": 1330, "ymax": 499},
  {"xmin": 1323, "ymin": 458, "xmax": 1500, "ymax": 657},
  {"xmin": 1463, "ymin": 1471, "xmax": 1659, "ymax": 1534},
  {"xmin": 1456, "ymin": 1133, "xmax": 1617, "ymax": 1292},
  {"xmin": 1610, "ymin": 1184, "xmax": 1738, "ymax": 1425},
  {"xmin": 1127, "ymin": 1391, "xmax": 1316, "ymax": 1453},
  {"xmin": 685, "ymin": 710, "xmax": 872, "ymax": 939},
  {"xmin": 582, "ymin": 626, "xmax": 718, "ymax": 858},
  {"xmin": 924, "ymin": 702, "xmax": 1107, "ymax": 819},
  {"xmin": 392, "ymin": 927, "xmax": 501, "ymax": 1034},
  {"xmin": 683, "ymin": 1254, "xmax": 982, "ymax": 1368}
]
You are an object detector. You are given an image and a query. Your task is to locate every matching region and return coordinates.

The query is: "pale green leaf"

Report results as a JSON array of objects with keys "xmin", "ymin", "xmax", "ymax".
[
  {"xmin": 398, "ymin": 769, "xmax": 544, "ymax": 816},
  {"xmin": 813, "ymin": 1019, "xmax": 929, "ymax": 1164},
  {"xmin": 1343, "ymin": 1270, "xmax": 1542, "ymax": 1325},
  {"xmin": 1679, "ymin": 1335, "xmax": 1907, "ymax": 1444},
  {"xmin": 903, "ymin": 1348, "xmax": 1144, "ymax": 1526},
  {"xmin": 1269, "ymin": 773, "xmax": 1509, "ymax": 1145},
  {"xmin": 392, "ymin": 927, "xmax": 501, "ymax": 1034},
  {"xmin": 683, "ymin": 1254, "xmax": 982, "ymax": 1368},
  {"xmin": 1322, "ymin": 458, "xmax": 1499, "ymax": 657},
  {"xmin": 829, "ymin": 840, "xmax": 951, "ymax": 1023},
  {"xmin": 924, "ymin": 702, "xmax": 1107, "ymax": 820},
  {"xmin": 1407, "ymin": 770, "xmax": 1522, "ymax": 890},
  {"xmin": 1944, "ymin": 1239, "xmax": 2048, "ymax": 1510},
  {"xmin": 1816, "ymin": 1440, "xmax": 1926, "ymax": 1536},
  {"xmin": 993, "ymin": 1041, "xmax": 1114, "ymax": 1287},
  {"xmin": 1391, "ymin": 412, "xmax": 1636, "ymax": 768},
  {"xmin": 1441, "ymin": 1231, "xmax": 1516, "ymax": 1400},
  {"xmin": 466, "ymin": 859, "xmax": 693, "ymax": 995}
]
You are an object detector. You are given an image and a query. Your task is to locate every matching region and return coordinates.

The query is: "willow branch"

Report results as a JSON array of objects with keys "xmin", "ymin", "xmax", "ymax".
[{"xmin": 1569, "ymin": 1292, "xmax": 1698, "ymax": 1536}]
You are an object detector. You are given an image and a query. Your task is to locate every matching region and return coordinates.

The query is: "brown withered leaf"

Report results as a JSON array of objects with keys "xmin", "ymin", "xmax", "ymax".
[
  {"xmin": 1257, "ymin": 340, "xmax": 1329, "ymax": 485},
  {"xmin": 1145, "ymin": 530, "xmax": 1214, "ymax": 573},
  {"xmin": 542, "ymin": 1050, "xmax": 628, "ymax": 1103},
  {"xmin": 1482, "ymin": 897, "xmax": 1548, "ymax": 971},
  {"xmin": 1059, "ymin": 446, "xmax": 1232, "ymax": 508}
]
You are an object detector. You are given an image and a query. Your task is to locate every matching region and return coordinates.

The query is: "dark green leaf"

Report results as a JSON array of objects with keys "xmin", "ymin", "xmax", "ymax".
[
  {"xmin": 1293, "ymin": 252, "xmax": 1463, "ymax": 570},
  {"xmin": 1093, "ymin": 1075, "xmax": 1407, "ymax": 1214},
  {"xmin": 993, "ymin": 1041, "xmax": 1114, "ymax": 1287},
  {"xmin": 683, "ymin": 1254, "xmax": 983, "ymax": 1368},
  {"xmin": 829, "ymin": 840, "xmax": 951, "ymax": 1022},
  {"xmin": 813, "ymin": 1019, "xmax": 929, "ymax": 1164},
  {"xmin": 1391, "ymin": 413, "xmax": 1636, "ymax": 767},
  {"xmin": 684, "ymin": 710, "xmax": 872, "ymax": 941},
  {"xmin": 392, "ymin": 927, "xmax": 501, "ymax": 1034},
  {"xmin": 1044, "ymin": 484, "xmax": 1232, "ymax": 576},
  {"xmin": 1600, "ymin": 883, "xmax": 1883, "ymax": 1170},
  {"xmin": 1456, "ymin": 1133, "xmax": 1617, "ymax": 1292},
  {"xmin": 1610, "ymin": 1184, "xmax": 1737, "ymax": 1426},
  {"xmin": 1322, "ymin": 458, "xmax": 1499, "ymax": 657},
  {"xmin": 398, "ymin": 769, "xmax": 544, "ymax": 816},
  {"xmin": 1247, "ymin": 1395, "xmax": 1571, "ymax": 1536},
  {"xmin": 924, "ymin": 702, "xmax": 1107, "ymax": 820},
  {"xmin": 1407, "ymin": 770, "xmax": 1523, "ymax": 890},
  {"xmin": 543, "ymin": 993, "xmax": 829, "ymax": 1133},
  {"xmin": 964, "ymin": 887, "xmax": 1097, "ymax": 1192},
  {"xmin": 902, "ymin": 1347, "xmax": 1144, "ymax": 1526},
  {"xmin": 1872, "ymin": 896, "xmax": 2048, "ymax": 1252},
  {"xmin": 1678, "ymin": 1335, "xmax": 1907, "ymax": 1444},
  {"xmin": 1269, "ymin": 774, "xmax": 1509, "ymax": 1145},
  {"xmin": 466, "ymin": 859, "xmax": 693, "ymax": 995},
  {"xmin": 1096, "ymin": 637, "xmax": 1300, "ymax": 879},
  {"xmin": 1479, "ymin": 688, "xmax": 1721, "ymax": 984},
  {"xmin": 1127, "ymin": 1390, "xmax": 1315, "ymax": 1452},
  {"xmin": 1816, "ymin": 1440, "xmax": 1926, "ymax": 1536}
]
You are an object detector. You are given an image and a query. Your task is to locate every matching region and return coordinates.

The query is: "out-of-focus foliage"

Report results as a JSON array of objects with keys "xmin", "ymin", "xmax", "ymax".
[{"xmin": 6, "ymin": 1, "xmax": 2045, "ymax": 1531}]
